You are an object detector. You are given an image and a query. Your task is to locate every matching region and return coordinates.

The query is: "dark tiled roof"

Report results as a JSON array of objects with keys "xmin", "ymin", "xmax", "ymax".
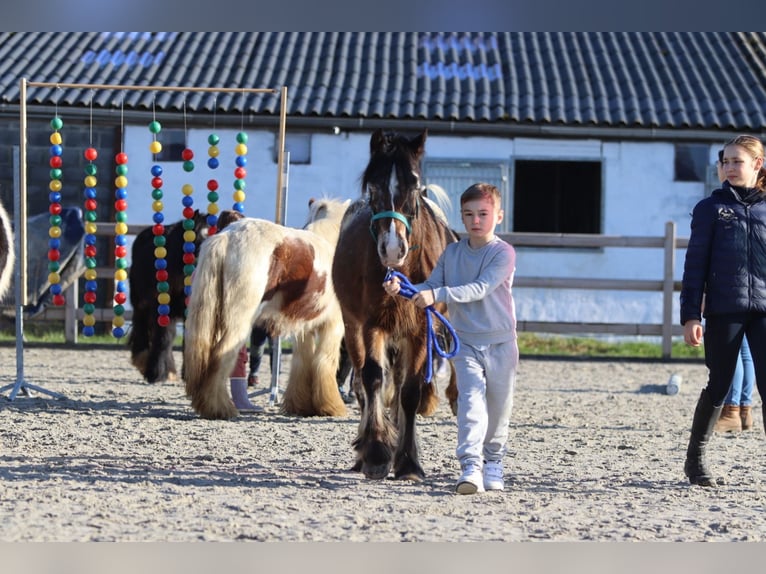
[{"xmin": 1, "ymin": 32, "xmax": 766, "ymax": 131}]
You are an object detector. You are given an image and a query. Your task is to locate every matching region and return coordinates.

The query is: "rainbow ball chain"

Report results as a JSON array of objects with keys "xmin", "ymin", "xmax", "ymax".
[
  {"xmin": 112, "ymin": 152, "xmax": 130, "ymax": 338},
  {"xmin": 181, "ymin": 147, "xmax": 196, "ymax": 315},
  {"xmin": 81, "ymin": 146, "xmax": 99, "ymax": 336},
  {"xmin": 149, "ymin": 119, "xmax": 170, "ymax": 328},
  {"xmin": 48, "ymin": 116, "xmax": 65, "ymax": 307},
  {"xmin": 206, "ymin": 133, "xmax": 220, "ymax": 235},
  {"xmin": 232, "ymin": 132, "xmax": 248, "ymax": 213}
]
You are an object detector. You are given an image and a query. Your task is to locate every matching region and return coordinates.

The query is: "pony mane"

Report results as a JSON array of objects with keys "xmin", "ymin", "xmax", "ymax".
[{"xmin": 422, "ymin": 183, "xmax": 451, "ymax": 226}]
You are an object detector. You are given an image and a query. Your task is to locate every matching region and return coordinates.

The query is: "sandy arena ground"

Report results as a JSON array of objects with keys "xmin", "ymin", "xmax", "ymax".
[{"xmin": 1, "ymin": 344, "xmax": 766, "ymax": 543}]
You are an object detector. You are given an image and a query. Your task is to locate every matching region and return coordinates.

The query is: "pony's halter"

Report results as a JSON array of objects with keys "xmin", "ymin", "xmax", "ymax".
[{"xmin": 368, "ymin": 193, "xmax": 421, "ymax": 243}]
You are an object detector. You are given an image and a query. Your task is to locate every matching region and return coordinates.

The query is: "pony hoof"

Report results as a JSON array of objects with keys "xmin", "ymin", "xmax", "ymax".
[{"xmin": 394, "ymin": 472, "xmax": 424, "ymax": 482}]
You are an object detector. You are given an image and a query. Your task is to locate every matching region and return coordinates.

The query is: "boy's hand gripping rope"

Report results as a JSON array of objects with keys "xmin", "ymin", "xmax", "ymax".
[{"xmin": 384, "ymin": 268, "xmax": 460, "ymax": 383}]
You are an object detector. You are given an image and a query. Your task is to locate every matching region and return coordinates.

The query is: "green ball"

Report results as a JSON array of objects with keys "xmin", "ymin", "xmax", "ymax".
[
  {"xmin": 83, "ymin": 303, "xmax": 95, "ymax": 314},
  {"xmin": 85, "ymin": 211, "xmax": 97, "ymax": 222},
  {"xmin": 153, "ymin": 236, "xmax": 166, "ymax": 246},
  {"xmin": 48, "ymin": 261, "xmax": 60, "ymax": 272},
  {"xmin": 152, "ymin": 188, "xmax": 163, "ymax": 200},
  {"xmin": 183, "ymin": 160, "xmax": 195, "ymax": 172},
  {"xmin": 49, "ymin": 168, "xmax": 62, "ymax": 180},
  {"xmin": 149, "ymin": 120, "xmax": 162, "ymax": 134},
  {"xmin": 85, "ymin": 257, "xmax": 97, "ymax": 269},
  {"xmin": 84, "ymin": 164, "xmax": 97, "ymax": 176},
  {"xmin": 115, "ymin": 211, "xmax": 127, "ymax": 223},
  {"xmin": 208, "ymin": 133, "xmax": 220, "ymax": 145},
  {"xmin": 236, "ymin": 132, "xmax": 248, "ymax": 144},
  {"xmin": 183, "ymin": 264, "xmax": 196, "ymax": 276},
  {"xmin": 182, "ymin": 219, "xmax": 195, "ymax": 230},
  {"xmin": 207, "ymin": 191, "xmax": 219, "ymax": 202},
  {"xmin": 116, "ymin": 258, "xmax": 128, "ymax": 270},
  {"xmin": 234, "ymin": 179, "xmax": 246, "ymax": 191},
  {"xmin": 50, "ymin": 117, "xmax": 63, "ymax": 130},
  {"xmin": 49, "ymin": 214, "xmax": 62, "ymax": 227},
  {"xmin": 113, "ymin": 304, "xmax": 125, "ymax": 316},
  {"xmin": 157, "ymin": 281, "xmax": 170, "ymax": 293},
  {"xmin": 115, "ymin": 164, "xmax": 128, "ymax": 176}
]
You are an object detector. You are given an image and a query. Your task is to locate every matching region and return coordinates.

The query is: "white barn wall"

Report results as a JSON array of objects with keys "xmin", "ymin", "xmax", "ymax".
[{"xmin": 122, "ymin": 127, "xmax": 714, "ymax": 330}]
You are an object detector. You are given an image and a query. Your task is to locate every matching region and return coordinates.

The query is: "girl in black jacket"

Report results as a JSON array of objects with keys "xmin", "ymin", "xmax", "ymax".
[{"xmin": 680, "ymin": 134, "xmax": 766, "ymax": 486}]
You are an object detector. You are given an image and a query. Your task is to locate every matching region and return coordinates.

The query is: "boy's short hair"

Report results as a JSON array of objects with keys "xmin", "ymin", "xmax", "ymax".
[
  {"xmin": 717, "ymin": 149, "xmax": 723, "ymax": 163},
  {"xmin": 460, "ymin": 182, "xmax": 502, "ymax": 209}
]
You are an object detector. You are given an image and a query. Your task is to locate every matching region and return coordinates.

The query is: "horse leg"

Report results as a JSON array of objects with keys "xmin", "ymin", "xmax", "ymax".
[
  {"xmin": 144, "ymin": 321, "xmax": 175, "ymax": 383},
  {"xmin": 393, "ymin": 372, "xmax": 426, "ymax": 480},
  {"xmin": 356, "ymin": 333, "xmax": 397, "ymax": 479},
  {"xmin": 308, "ymin": 318, "xmax": 347, "ymax": 416},
  {"xmin": 281, "ymin": 332, "xmax": 316, "ymax": 416},
  {"xmin": 128, "ymin": 307, "xmax": 151, "ymax": 378}
]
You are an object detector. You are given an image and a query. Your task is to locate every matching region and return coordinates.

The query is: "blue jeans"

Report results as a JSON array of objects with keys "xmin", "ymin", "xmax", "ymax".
[{"xmin": 725, "ymin": 335, "xmax": 755, "ymax": 407}]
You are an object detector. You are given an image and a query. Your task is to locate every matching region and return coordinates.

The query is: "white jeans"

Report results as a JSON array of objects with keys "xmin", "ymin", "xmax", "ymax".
[{"xmin": 453, "ymin": 339, "xmax": 518, "ymax": 467}]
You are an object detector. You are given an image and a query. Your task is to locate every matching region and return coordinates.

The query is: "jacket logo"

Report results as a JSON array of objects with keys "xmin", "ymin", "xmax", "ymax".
[{"xmin": 718, "ymin": 207, "xmax": 736, "ymax": 222}]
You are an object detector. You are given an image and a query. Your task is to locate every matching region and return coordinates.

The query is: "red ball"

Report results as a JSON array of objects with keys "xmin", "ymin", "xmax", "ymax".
[
  {"xmin": 207, "ymin": 225, "xmax": 217, "ymax": 236},
  {"xmin": 49, "ymin": 202, "xmax": 62, "ymax": 215},
  {"xmin": 182, "ymin": 253, "xmax": 195, "ymax": 265},
  {"xmin": 114, "ymin": 292, "xmax": 127, "ymax": 304},
  {"xmin": 114, "ymin": 245, "xmax": 127, "ymax": 258},
  {"xmin": 151, "ymin": 177, "xmax": 163, "ymax": 189},
  {"xmin": 84, "ymin": 245, "xmax": 97, "ymax": 258},
  {"xmin": 84, "ymin": 199, "xmax": 97, "ymax": 212},
  {"xmin": 207, "ymin": 179, "xmax": 219, "ymax": 191},
  {"xmin": 156, "ymin": 270, "xmax": 169, "ymax": 282},
  {"xmin": 48, "ymin": 249, "xmax": 60, "ymax": 261},
  {"xmin": 182, "ymin": 148, "xmax": 194, "ymax": 161},
  {"xmin": 234, "ymin": 167, "xmax": 246, "ymax": 179},
  {"xmin": 152, "ymin": 224, "xmax": 164, "ymax": 236},
  {"xmin": 115, "ymin": 152, "xmax": 128, "ymax": 164},
  {"xmin": 115, "ymin": 199, "xmax": 127, "ymax": 212},
  {"xmin": 84, "ymin": 147, "xmax": 98, "ymax": 161},
  {"xmin": 50, "ymin": 156, "xmax": 62, "ymax": 168},
  {"xmin": 157, "ymin": 315, "xmax": 171, "ymax": 327},
  {"xmin": 53, "ymin": 294, "xmax": 66, "ymax": 306},
  {"xmin": 83, "ymin": 291, "xmax": 97, "ymax": 304},
  {"xmin": 183, "ymin": 206, "xmax": 195, "ymax": 219}
]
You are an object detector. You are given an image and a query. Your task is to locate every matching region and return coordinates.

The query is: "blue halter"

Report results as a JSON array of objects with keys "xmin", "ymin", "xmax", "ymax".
[{"xmin": 384, "ymin": 267, "xmax": 460, "ymax": 383}]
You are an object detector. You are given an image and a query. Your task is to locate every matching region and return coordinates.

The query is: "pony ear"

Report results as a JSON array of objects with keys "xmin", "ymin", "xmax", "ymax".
[
  {"xmin": 410, "ymin": 129, "xmax": 427, "ymax": 157},
  {"xmin": 370, "ymin": 129, "xmax": 387, "ymax": 154}
]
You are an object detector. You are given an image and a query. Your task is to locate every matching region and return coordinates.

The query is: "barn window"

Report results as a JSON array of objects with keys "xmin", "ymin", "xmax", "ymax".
[
  {"xmin": 274, "ymin": 133, "xmax": 311, "ymax": 164},
  {"xmin": 674, "ymin": 143, "xmax": 708, "ymax": 182},
  {"xmin": 154, "ymin": 129, "xmax": 186, "ymax": 162},
  {"xmin": 512, "ymin": 160, "xmax": 602, "ymax": 234},
  {"xmin": 423, "ymin": 160, "xmax": 509, "ymax": 232}
]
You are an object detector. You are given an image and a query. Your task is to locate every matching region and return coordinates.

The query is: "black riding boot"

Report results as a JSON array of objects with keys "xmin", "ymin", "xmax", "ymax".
[{"xmin": 684, "ymin": 388, "xmax": 723, "ymax": 487}]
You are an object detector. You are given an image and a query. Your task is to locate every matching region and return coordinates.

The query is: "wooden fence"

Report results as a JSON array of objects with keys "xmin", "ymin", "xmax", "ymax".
[{"xmin": 23, "ymin": 221, "xmax": 689, "ymax": 358}]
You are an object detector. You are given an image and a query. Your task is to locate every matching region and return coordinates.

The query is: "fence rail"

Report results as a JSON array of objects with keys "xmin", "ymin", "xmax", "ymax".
[{"xmin": 22, "ymin": 221, "xmax": 689, "ymax": 358}]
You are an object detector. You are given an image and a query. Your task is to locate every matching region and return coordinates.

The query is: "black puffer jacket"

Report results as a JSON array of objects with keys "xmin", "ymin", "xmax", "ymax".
[{"xmin": 680, "ymin": 181, "xmax": 766, "ymax": 325}]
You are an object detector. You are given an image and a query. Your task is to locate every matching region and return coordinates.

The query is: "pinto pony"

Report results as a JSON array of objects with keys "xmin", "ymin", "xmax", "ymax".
[
  {"xmin": 0, "ymin": 198, "xmax": 14, "ymax": 303},
  {"xmin": 128, "ymin": 210, "xmax": 208, "ymax": 383},
  {"xmin": 183, "ymin": 197, "xmax": 350, "ymax": 419},
  {"xmin": 332, "ymin": 129, "xmax": 459, "ymax": 481}
]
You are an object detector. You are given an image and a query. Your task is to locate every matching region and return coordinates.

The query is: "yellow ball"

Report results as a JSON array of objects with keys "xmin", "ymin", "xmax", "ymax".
[
  {"xmin": 115, "ymin": 222, "xmax": 128, "ymax": 235},
  {"xmin": 183, "ymin": 230, "xmax": 196, "ymax": 243},
  {"xmin": 157, "ymin": 292, "xmax": 171, "ymax": 305},
  {"xmin": 84, "ymin": 175, "xmax": 97, "ymax": 188},
  {"xmin": 154, "ymin": 246, "xmax": 167, "ymax": 259},
  {"xmin": 115, "ymin": 175, "xmax": 128, "ymax": 189},
  {"xmin": 182, "ymin": 183, "xmax": 194, "ymax": 195},
  {"xmin": 84, "ymin": 268, "xmax": 97, "ymax": 281},
  {"xmin": 50, "ymin": 132, "xmax": 62, "ymax": 145},
  {"xmin": 114, "ymin": 269, "xmax": 128, "ymax": 281},
  {"xmin": 235, "ymin": 143, "xmax": 247, "ymax": 156},
  {"xmin": 208, "ymin": 145, "xmax": 219, "ymax": 158},
  {"xmin": 84, "ymin": 222, "xmax": 97, "ymax": 235},
  {"xmin": 83, "ymin": 314, "xmax": 96, "ymax": 327},
  {"xmin": 149, "ymin": 141, "xmax": 162, "ymax": 154},
  {"xmin": 184, "ymin": 276, "xmax": 193, "ymax": 286},
  {"xmin": 48, "ymin": 272, "xmax": 60, "ymax": 284},
  {"xmin": 112, "ymin": 316, "xmax": 125, "ymax": 328},
  {"xmin": 49, "ymin": 227, "xmax": 62, "ymax": 238},
  {"xmin": 208, "ymin": 203, "xmax": 219, "ymax": 215},
  {"xmin": 49, "ymin": 180, "xmax": 62, "ymax": 192},
  {"xmin": 152, "ymin": 200, "xmax": 164, "ymax": 212},
  {"xmin": 233, "ymin": 190, "xmax": 246, "ymax": 203}
]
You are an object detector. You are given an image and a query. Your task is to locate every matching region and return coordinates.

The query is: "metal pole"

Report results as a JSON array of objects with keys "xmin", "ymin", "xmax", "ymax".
[{"xmin": 269, "ymin": 150, "xmax": 290, "ymax": 407}]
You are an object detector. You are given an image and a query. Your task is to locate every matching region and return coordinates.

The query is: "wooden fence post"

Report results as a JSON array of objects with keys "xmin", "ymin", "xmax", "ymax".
[{"xmin": 662, "ymin": 221, "xmax": 676, "ymax": 359}]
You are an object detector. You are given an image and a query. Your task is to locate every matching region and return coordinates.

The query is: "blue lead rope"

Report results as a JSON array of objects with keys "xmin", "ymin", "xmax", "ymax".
[{"xmin": 384, "ymin": 268, "xmax": 460, "ymax": 383}]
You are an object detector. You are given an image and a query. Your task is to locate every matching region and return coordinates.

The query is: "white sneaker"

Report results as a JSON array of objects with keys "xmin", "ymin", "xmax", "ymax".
[
  {"xmin": 456, "ymin": 462, "xmax": 485, "ymax": 494},
  {"xmin": 483, "ymin": 460, "xmax": 504, "ymax": 491}
]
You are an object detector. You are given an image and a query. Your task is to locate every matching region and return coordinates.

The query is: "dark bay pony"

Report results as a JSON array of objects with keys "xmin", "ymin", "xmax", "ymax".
[
  {"xmin": 332, "ymin": 129, "xmax": 459, "ymax": 481},
  {"xmin": 0, "ymin": 198, "xmax": 14, "ymax": 303},
  {"xmin": 128, "ymin": 210, "xmax": 208, "ymax": 383}
]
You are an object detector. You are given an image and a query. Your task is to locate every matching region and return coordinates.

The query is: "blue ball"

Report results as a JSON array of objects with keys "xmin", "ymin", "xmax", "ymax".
[
  {"xmin": 84, "ymin": 187, "xmax": 97, "ymax": 199},
  {"xmin": 49, "ymin": 191, "xmax": 61, "ymax": 203},
  {"xmin": 152, "ymin": 212, "xmax": 165, "ymax": 224},
  {"xmin": 158, "ymin": 304, "xmax": 170, "ymax": 316},
  {"xmin": 154, "ymin": 259, "xmax": 167, "ymax": 270},
  {"xmin": 207, "ymin": 157, "xmax": 219, "ymax": 169},
  {"xmin": 112, "ymin": 327, "xmax": 125, "ymax": 338},
  {"xmin": 116, "ymin": 280, "xmax": 127, "ymax": 292},
  {"xmin": 183, "ymin": 242, "xmax": 196, "ymax": 253},
  {"xmin": 184, "ymin": 285, "xmax": 192, "ymax": 296},
  {"xmin": 233, "ymin": 203, "xmax": 244, "ymax": 213},
  {"xmin": 235, "ymin": 155, "xmax": 247, "ymax": 167},
  {"xmin": 115, "ymin": 235, "xmax": 127, "ymax": 246},
  {"xmin": 85, "ymin": 280, "xmax": 98, "ymax": 292},
  {"xmin": 84, "ymin": 234, "xmax": 97, "ymax": 245},
  {"xmin": 50, "ymin": 284, "xmax": 62, "ymax": 295},
  {"xmin": 115, "ymin": 188, "xmax": 128, "ymax": 200},
  {"xmin": 182, "ymin": 195, "xmax": 194, "ymax": 207},
  {"xmin": 206, "ymin": 214, "xmax": 218, "ymax": 226},
  {"xmin": 83, "ymin": 326, "xmax": 95, "ymax": 337},
  {"xmin": 49, "ymin": 238, "xmax": 61, "ymax": 250},
  {"xmin": 151, "ymin": 164, "xmax": 163, "ymax": 176},
  {"xmin": 50, "ymin": 144, "xmax": 62, "ymax": 156}
]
